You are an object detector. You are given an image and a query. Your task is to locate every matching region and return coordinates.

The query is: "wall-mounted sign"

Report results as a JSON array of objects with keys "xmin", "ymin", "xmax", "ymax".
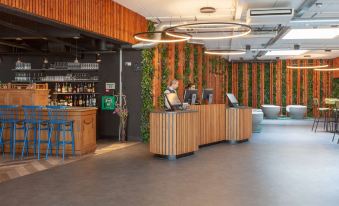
[
  {"xmin": 101, "ymin": 95, "xmax": 116, "ymax": 111},
  {"xmin": 105, "ymin": 82, "xmax": 116, "ymax": 90}
]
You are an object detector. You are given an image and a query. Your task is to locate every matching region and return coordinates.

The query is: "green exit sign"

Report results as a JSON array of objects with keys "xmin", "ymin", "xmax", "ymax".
[{"xmin": 101, "ymin": 96, "xmax": 116, "ymax": 111}]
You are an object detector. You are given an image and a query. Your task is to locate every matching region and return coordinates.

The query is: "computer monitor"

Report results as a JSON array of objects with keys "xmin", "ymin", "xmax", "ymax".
[
  {"xmin": 184, "ymin": 89, "xmax": 198, "ymax": 105},
  {"xmin": 165, "ymin": 93, "xmax": 182, "ymax": 111},
  {"xmin": 226, "ymin": 93, "xmax": 239, "ymax": 107},
  {"xmin": 202, "ymin": 89, "xmax": 214, "ymax": 104}
]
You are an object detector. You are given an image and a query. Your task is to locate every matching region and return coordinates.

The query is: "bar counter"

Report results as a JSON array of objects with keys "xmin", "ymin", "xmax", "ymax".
[
  {"xmin": 3, "ymin": 107, "xmax": 97, "ymax": 155},
  {"xmin": 150, "ymin": 105, "xmax": 252, "ymax": 159}
]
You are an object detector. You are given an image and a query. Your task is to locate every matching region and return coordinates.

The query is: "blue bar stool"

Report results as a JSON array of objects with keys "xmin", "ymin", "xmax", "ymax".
[
  {"xmin": 0, "ymin": 110, "xmax": 5, "ymax": 158},
  {"xmin": 46, "ymin": 106, "xmax": 75, "ymax": 160},
  {"xmin": 0, "ymin": 105, "xmax": 23, "ymax": 160},
  {"xmin": 21, "ymin": 106, "xmax": 49, "ymax": 160}
]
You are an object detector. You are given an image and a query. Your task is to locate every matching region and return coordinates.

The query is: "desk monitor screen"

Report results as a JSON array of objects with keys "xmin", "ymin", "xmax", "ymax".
[
  {"xmin": 202, "ymin": 89, "xmax": 214, "ymax": 104},
  {"xmin": 184, "ymin": 89, "xmax": 198, "ymax": 104},
  {"xmin": 226, "ymin": 93, "xmax": 239, "ymax": 107},
  {"xmin": 165, "ymin": 93, "xmax": 182, "ymax": 110}
]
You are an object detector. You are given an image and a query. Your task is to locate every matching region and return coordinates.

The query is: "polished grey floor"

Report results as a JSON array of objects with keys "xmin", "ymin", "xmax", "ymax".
[{"xmin": 0, "ymin": 120, "xmax": 339, "ymax": 206}]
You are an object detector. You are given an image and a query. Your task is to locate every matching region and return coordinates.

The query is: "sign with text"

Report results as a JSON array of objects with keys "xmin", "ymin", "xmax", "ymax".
[
  {"xmin": 101, "ymin": 95, "xmax": 116, "ymax": 111},
  {"xmin": 105, "ymin": 82, "xmax": 116, "ymax": 90}
]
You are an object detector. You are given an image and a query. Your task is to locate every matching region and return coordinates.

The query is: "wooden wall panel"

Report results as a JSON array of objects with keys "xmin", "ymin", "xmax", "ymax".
[{"xmin": 0, "ymin": 0, "xmax": 147, "ymax": 44}]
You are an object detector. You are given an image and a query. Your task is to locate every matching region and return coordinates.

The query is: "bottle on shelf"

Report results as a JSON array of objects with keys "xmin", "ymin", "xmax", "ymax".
[
  {"xmin": 92, "ymin": 94, "xmax": 96, "ymax": 107},
  {"xmin": 57, "ymin": 83, "xmax": 61, "ymax": 93},
  {"xmin": 68, "ymin": 83, "xmax": 73, "ymax": 93},
  {"xmin": 92, "ymin": 83, "xmax": 95, "ymax": 93},
  {"xmin": 79, "ymin": 95, "xmax": 83, "ymax": 107},
  {"xmin": 76, "ymin": 84, "xmax": 80, "ymax": 93},
  {"xmin": 74, "ymin": 95, "xmax": 78, "ymax": 106}
]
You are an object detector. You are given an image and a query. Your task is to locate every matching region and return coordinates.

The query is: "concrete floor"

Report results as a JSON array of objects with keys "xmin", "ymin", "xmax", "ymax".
[{"xmin": 0, "ymin": 120, "xmax": 339, "ymax": 206}]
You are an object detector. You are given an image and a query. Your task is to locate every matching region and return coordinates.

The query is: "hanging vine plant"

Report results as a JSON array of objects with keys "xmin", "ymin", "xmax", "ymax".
[
  {"xmin": 193, "ymin": 47, "xmax": 199, "ymax": 85},
  {"xmin": 281, "ymin": 60, "xmax": 287, "ymax": 107},
  {"xmin": 238, "ymin": 63, "xmax": 243, "ymax": 104},
  {"xmin": 184, "ymin": 43, "xmax": 191, "ymax": 87},
  {"xmin": 264, "ymin": 62, "xmax": 270, "ymax": 104},
  {"xmin": 248, "ymin": 63, "xmax": 253, "ymax": 107},
  {"xmin": 140, "ymin": 21, "xmax": 155, "ymax": 142},
  {"xmin": 158, "ymin": 44, "xmax": 169, "ymax": 108},
  {"xmin": 202, "ymin": 52, "xmax": 207, "ymax": 88}
]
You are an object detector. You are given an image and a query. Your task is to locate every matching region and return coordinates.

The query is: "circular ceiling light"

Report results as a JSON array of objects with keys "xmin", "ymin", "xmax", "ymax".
[
  {"xmin": 287, "ymin": 64, "xmax": 328, "ymax": 69},
  {"xmin": 314, "ymin": 68, "xmax": 339, "ymax": 71},
  {"xmin": 165, "ymin": 22, "xmax": 252, "ymax": 40},
  {"xmin": 200, "ymin": 7, "xmax": 216, "ymax": 14},
  {"xmin": 205, "ymin": 49, "xmax": 246, "ymax": 56},
  {"xmin": 133, "ymin": 31, "xmax": 191, "ymax": 43}
]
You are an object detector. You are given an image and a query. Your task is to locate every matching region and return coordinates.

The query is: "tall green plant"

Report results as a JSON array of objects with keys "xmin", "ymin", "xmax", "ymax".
[
  {"xmin": 158, "ymin": 44, "xmax": 169, "ymax": 108},
  {"xmin": 184, "ymin": 44, "xmax": 191, "ymax": 87},
  {"xmin": 193, "ymin": 47, "xmax": 199, "ymax": 85},
  {"xmin": 140, "ymin": 22, "xmax": 155, "ymax": 142},
  {"xmin": 174, "ymin": 44, "xmax": 180, "ymax": 80}
]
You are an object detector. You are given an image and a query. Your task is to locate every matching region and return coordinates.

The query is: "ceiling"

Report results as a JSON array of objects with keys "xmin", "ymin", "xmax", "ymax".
[
  {"xmin": 0, "ymin": 8, "xmax": 122, "ymax": 57},
  {"xmin": 115, "ymin": 0, "xmax": 339, "ymax": 60}
]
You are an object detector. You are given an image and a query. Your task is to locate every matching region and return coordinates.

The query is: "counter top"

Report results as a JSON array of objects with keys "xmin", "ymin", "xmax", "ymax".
[{"xmin": 151, "ymin": 109, "xmax": 198, "ymax": 114}]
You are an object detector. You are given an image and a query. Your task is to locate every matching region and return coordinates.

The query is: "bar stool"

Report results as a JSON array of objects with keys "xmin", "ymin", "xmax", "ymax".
[
  {"xmin": 46, "ymin": 106, "xmax": 75, "ymax": 160},
  {"xmin": 312, "ymin": 98, "xmax": 330, "ymax": 132},
  {"xmin": 0, "ymin": 105, "xmax": 23, "ymax": 160},
  {"xmin": 331, "ymin": 101, "xmax": 339, "ymax": 143},
  {"xmin": 21, "ymin": 106, "xmax": 49, "ymax": 160}
]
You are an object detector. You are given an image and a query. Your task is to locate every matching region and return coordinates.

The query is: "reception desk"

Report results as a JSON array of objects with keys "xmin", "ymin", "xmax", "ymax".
[
  {"xmin": 150, "ymin": 105, "xmax": 252, "ymax": 159},
  {"xmin": 150, "ymin": 110, "xmax": 199, "ymax": 159}
]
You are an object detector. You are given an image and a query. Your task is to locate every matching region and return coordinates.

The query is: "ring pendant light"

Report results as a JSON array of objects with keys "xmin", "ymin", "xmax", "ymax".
[
  {"xmin": 205, "ymin": 49, "xmax": 246, "ymax": 56},
  {"xmin": 314, "ymin": 67, "xmax": 339, "ymax": 71},
  {"xmin": 287, "ymin": 64, "xmax": 328, "ymax": 69},
  {"xmin": 133, "ymin": 31, "xmax": 191, "ymax": 43},
  {"xmin": 165, "ymin": 22, "xmax": 252, "ymax": 40}
]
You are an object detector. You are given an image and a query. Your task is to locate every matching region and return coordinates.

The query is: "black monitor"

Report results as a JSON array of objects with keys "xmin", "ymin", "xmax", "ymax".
[
  {"xmin": 184, "ymin": 89, "xmax": 198, "ymax": 104},
  {"xmin": 165, "ymin": 93, "xmax": 182, "ymax": 111},
  {"xmin": 202, "ymin": 89, "xmax": 214, "ymax": 104},
  {"xmin": 226, "ymin": 93, "xmax": 239, "ymax": 107}
]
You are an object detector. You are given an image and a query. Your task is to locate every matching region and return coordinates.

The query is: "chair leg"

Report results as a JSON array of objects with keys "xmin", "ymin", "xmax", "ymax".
[
  {"xmin": 33, "ymin": 125, "xmax": 37, "ymax": 157},
  {"xmin": 21, "ymin": 124, "xmax": 28, "ymax": 159},
  {"xmin": 37, "ymin": 124, "xmax": 41, "ymax": 160},
  {"xmin": 312, "ymin": 116, "xmax": 317, "ymax": 131},
  {"xmin": 71, "ymin": 123, "xmax": 75, "ymax": 157},
  {"xmin": 56, "ymin": 125, "xmax": 60, "ymax": 157},
  {"xmin": 46, "ymin": 126, "xmax": 53, "ymax": 160},
  {"xmin": 62, "ymin": 125, "xmax": 66, "ymax": 160},
  {"xmin": 12, "ymin": 124, "xmax": 16, "ymax": 160},
  {"xmin": 315, "ymin": 115, "xmax": 320, "ymax": 133}
]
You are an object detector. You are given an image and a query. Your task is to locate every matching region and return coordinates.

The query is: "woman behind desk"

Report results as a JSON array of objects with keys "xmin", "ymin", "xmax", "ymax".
[{"xmin": 164, "ymin": 79, "xmax": 179, "ymax": 110}]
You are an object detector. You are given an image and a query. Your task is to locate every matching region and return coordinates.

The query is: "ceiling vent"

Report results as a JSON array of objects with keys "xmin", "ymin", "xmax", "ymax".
[{"xmin": 247, "ymin": 8, "xmax": 294, "ymax": 25}]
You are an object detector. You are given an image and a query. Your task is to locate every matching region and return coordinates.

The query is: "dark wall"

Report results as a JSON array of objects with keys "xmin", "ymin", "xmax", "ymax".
[{"xmin": 0, "ymin": 50, "xmax": 142, "ymax": 141}]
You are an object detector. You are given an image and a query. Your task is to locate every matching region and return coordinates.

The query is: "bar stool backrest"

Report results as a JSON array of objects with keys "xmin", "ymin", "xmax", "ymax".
[
  {"xmin": 46, "ymin": 105, "xmax": 68, "ymax": 122},
  {"xmin": 22, "ymin": 105, "xmax": 44, "ymax": 122},
  {"xmin": 0, "ymin": 105, "xmax": 19, "ymax": 122}
]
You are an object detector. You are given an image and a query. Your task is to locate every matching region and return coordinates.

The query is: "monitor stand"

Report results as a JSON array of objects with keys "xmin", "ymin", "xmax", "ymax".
[
  {"xmin": 191, "ymin": 94, "xmax": 197, "ymax": 105},
  {"xmin": 208, "ymin": 94, "xmax": 213, "ymax": 104}
]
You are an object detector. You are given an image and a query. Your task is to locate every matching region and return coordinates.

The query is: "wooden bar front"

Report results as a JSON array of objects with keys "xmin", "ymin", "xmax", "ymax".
[
  {"xmin": 150, "ymin": 110, "xmax": 199, "ymax": 158},
  {"xmin": 3, "ymin": 107, "xmax": 97, "ymax": 155}
]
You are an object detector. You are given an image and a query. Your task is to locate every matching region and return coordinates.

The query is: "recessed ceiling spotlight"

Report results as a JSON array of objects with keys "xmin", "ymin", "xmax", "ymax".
[
  {"xmin": 316, "ymin": 2, "xmax": 323, "ymax": 8},
  {"xmin": 200, "ymin": 7, "xmax": 216, "ymax": 14},
  {"xmin": 294, "ymin": 44, "xmax": 300, "ymax": 50},
  {"xmin": 15, "ymin": 37, "xmax": 22, "ymax": 41},
  {"xmin": 304, "ymin": 55, "xmax": 311, "ymax": 58},
  {"xmin": 325, "ymin": 49, "xmax": 332, "ymax": 52}
]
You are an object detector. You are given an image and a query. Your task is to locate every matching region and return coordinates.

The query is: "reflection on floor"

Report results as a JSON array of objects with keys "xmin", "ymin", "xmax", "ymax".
[
  {"xmin": 0, "ymin": 140, "xmax": 139, "ymax": 183},
  {"xmin": 1, "ymin": 120, "xmax": 339, "ymax": 206}
]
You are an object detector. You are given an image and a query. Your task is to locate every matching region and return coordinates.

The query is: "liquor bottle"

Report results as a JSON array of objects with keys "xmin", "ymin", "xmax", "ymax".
[
  {"xmin": 74, "ymin": 95, "xmax": 78, "ymax": 106},
  {"xmin": 86, "ymin": 95, "xmax": 90, "ymax": 107},
  {"xmin": 54, "ymin": 83, "xmax": 58, "ymax": 93},
  {"xmin": 92, "ymin": 94, "xmax": 96, "ymax": 106},
  {"xmin": 79, "ymin": 95, "xmax": 83, "ymax": 107},
  {"xmin": 88, "ymin": 83, "xmax": 92, "ymax": 93},
  {"xmin": 68, "ymin": 83, "xmax": 73, "ymax": 93},
  {"xmin": 84, "ymin": 84, "xmax": 88, "ymax": 93},
  {"xmin": 57, "ymin": 83, "xmax": 61, "ymax": 93},
  {"xmin": 79, "ymin": 83, "xmax": 82, "ymax": 93},
  {"xmin": 92, "ymin": 83, "xmax": 95, "ymax": 93},
  {"xmin": 76, "ymin": 84, "xmax": 80, "ymax": 93}
]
